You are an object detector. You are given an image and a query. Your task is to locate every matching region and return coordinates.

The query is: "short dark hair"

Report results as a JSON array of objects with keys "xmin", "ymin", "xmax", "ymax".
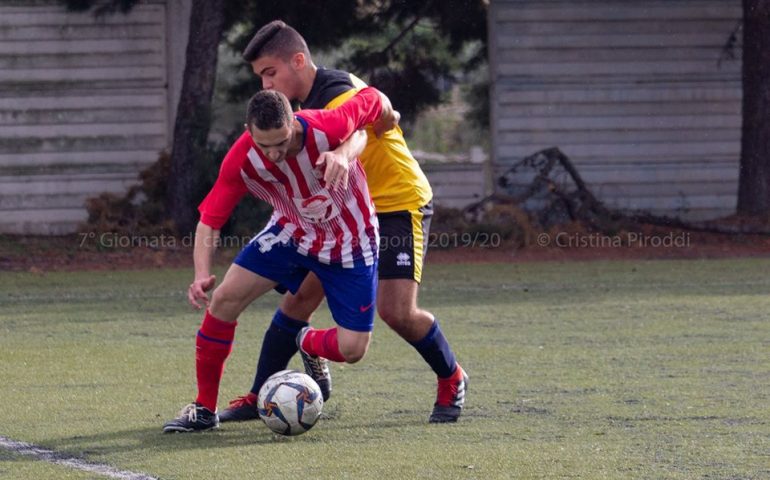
[
  {"xmin": 246, "ymin": 90, "xmax": 293, "ymax": 130},
  {"xmin": 242, "ymin": 20, "xmax": 310, "ymax": 62}
]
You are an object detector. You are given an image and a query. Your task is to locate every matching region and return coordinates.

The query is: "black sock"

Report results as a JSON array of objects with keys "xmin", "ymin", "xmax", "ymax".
[
  {"xmin": 249, "ymin": 309, "xmax": 307, "ymax": 395},
  {"xmin": 409, "ymin": 319, "xmax": 457, "ymax": 379}
]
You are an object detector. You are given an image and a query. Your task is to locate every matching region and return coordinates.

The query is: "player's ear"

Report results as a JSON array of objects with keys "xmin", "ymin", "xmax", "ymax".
[{"xmin": 291, "ymin": 52, "xmax": 305, "ymax": 70}]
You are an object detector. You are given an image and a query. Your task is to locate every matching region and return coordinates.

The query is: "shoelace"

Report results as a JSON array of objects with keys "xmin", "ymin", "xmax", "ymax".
[
  {"xmin": 304, "ymin": 355, "xmax": 328, "ymax": 379},
  {"xmin": 178, "ymin": 403, "xmax": 198, "ymax": 422}
]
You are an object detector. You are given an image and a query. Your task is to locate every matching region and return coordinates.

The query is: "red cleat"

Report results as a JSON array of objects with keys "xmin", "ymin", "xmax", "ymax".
[{"xmin": 429, "ymin": 365, "xmax": 468, "ymax": 423}]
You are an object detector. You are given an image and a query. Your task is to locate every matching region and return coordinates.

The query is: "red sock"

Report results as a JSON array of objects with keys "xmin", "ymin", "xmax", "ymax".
[
  {"xmin": 195, "ymin": 311, "xmax": 237, "ymax": 411},
  {"xmin": 301, "ymin": 327, "xmax": 346, "ymax": 362}
]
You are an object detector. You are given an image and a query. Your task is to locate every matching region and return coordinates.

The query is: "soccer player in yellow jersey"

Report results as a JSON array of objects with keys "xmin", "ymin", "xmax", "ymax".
[{"xmin": 219, "ymin": 20, "xmax": 467, "ymax": 423}]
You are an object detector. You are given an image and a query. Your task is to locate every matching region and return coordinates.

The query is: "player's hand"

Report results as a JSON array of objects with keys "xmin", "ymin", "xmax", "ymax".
[
  {"xmin": 188, "ymin": 274, "xmax": 216, "ymax": 309},
  {"xmin": 317, "ymin": 151, "xmax": 350, "ymax": 191},
  {"xmin": 372, "ymin": 90, "xmax": 400, "ymax": 138}
]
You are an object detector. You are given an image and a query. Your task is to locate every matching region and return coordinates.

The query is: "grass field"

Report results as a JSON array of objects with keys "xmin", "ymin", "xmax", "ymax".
[{"xmin": 1, "ymin": 258, "xmax": 769, "ymax": 479}]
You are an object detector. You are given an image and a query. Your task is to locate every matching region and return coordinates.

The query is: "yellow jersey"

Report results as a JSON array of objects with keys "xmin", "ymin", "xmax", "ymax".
[{"xmin": 301, "ymin": 68, "xmax": 433, "ymax": 212}]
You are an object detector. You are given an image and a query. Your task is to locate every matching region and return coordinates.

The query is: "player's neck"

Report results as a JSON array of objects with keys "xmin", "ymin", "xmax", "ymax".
[
  {"xmin": 298, "ymin": 63, "xmax": 318, "ymax": 103},
  {"xmin": 286, "ymin": 120, "xmax": 304, "ymax": 157}
]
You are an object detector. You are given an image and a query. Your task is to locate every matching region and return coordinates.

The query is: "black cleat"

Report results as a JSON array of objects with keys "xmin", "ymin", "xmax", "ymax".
[
  {"xmin": 219, "ymin": 393, "xmax": 260, "ymax": 423},
  {"xmin": 162, "ymin": 403, "xmax": 219, "ymax": 433},
  {"xmin": 429, "ymin": 365, "xmax": 468, "ymax": 423},
  {"xmin": 296, "ymin": 327, "xmax": 332, "ymax": 401}
]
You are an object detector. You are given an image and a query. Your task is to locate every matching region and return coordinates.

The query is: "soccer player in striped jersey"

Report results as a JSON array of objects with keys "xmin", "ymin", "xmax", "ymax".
[
  {"xmin": 219, "ymin": 21, "xmax": 467, "ymax": 425},
  {"xmin": 163, "ymin": 86, "xmax": 397, "ymax": 433}
]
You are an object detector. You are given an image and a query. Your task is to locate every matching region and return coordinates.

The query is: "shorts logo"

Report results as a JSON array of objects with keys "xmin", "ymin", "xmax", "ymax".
[
  {"xmin": 396, "ymin": 252, "xmax": 411, "ymax": 267},
  {"xmin": 359, "ymin": 302, "xmax": 374, "ymax": 313}
]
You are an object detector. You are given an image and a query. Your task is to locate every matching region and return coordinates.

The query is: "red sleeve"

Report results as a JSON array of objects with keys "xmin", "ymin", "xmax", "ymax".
[
  {"xmin": 197, "ymin": 132, "xmax": 251, "ymax": 229},
  {"xmin": 297, "ymin": 86, "xmax": 383, "ymax": 146}
]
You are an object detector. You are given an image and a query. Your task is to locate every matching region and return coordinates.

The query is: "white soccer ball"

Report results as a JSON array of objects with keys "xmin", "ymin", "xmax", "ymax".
[{"xmin": 258, "ymin": 369, "xmax": 323, "ymax": 436}]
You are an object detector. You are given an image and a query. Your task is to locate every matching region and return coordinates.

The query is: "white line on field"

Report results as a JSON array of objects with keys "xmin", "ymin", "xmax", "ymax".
[{"xmin": 0, "ymin": 435, "xmax": 158, "ymax": 480}]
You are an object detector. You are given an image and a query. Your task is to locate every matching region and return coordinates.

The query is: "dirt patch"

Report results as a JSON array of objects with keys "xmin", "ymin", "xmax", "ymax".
[{"xmin": 2, "ymin": 225, "xmax": 770, "ymax": 273}]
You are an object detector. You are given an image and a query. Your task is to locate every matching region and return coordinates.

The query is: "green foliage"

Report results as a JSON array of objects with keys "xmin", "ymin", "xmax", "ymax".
[
  {"xmin": 2, "ymin": 260, "xmax": 770, "ymax": 479},
  {"xmin": 340, "ymin": 21, "xmax": 455, "ymax": 123},
  {"xmin": 228, "ymin": 0, "xmax": 371, "ymax": 53},
  {"xmin": 463, "ymin": 60, "xmax": 490, "ymax": 130}
]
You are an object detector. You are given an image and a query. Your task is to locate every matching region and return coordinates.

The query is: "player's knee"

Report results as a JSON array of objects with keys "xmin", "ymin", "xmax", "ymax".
[
  {"xmin": 341, "ymin": 347, "xmax": 367, "ymax": 363},
  {"xmin": 209, "ymin": 288, "xmax": 243, "ymax": 320},
  {"xmin": 377, "ymin": 300, "xmax": 411, "ymax": 330},
  {"xmin": 338, "ymin": 340, "xmax": 369, "ymax": 364},
  {"xmin": 210, "ymin": 287, "xmax": 234, "ymax": 310}
]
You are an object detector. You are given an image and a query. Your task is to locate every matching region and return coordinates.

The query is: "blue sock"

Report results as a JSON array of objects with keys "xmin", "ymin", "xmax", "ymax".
[
  {"xmin": 410, "ymin": 319, "xmax": 457, "ymax": 379},
  {"xmin": 249, "ymin": 309, "xmax": 308, "ymax": 395}
]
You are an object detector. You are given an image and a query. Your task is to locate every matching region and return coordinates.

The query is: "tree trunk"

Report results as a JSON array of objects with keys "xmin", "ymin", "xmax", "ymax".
[
  {"xmin": 737, "ymin": 0, "xmax": 770, "ymax": 217},
  {"xmin": 166, "ymin": 0, "xmax": 227, "ymax": 234}
]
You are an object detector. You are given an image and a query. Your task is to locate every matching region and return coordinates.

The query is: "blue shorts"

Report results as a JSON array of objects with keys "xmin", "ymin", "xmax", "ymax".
[{"xmin": 233, "ymin": 226, "xmax": 377, "ymax": 332}]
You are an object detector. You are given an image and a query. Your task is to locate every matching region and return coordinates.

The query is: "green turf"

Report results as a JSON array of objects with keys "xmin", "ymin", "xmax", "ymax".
[{"xmin": 1, "ymin": 259, "xmax": 769, "ymax": 479}]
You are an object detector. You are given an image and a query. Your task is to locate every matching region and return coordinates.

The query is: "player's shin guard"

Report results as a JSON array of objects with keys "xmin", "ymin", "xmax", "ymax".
[
  {"xmin": 409, "ymin": 319, "xmax": 457, "ymax": 379},
  {"xmin": 249, "ymin": 309, "xmax": 307, "ymax": 395},
  {"xmin": 195, "ymin": 311, "xmax": 237, "ymax": 411},
  {"xmin": 300, "ymin": 327, "xmax": 346, "ymax": 362}
]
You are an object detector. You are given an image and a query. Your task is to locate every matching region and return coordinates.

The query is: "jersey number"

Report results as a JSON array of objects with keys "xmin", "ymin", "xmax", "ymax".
[{"xmin": 256, "ymin": 232, "xmax": 280, "ymax": 253}]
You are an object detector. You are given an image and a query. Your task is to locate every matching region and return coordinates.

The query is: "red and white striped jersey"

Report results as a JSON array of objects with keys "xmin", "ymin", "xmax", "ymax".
[{"xmin": 198, "ymin": 87, "xmax": 383, "ymax": 268}]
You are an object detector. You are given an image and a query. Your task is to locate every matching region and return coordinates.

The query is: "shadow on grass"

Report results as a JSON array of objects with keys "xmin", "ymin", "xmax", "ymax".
[
  {"xmin": 46, "ymin": 413, "xmax": 432, "ymax": 459},
  {"xmin": 47, "ymin": 425, "xmax": 280, "ymax": 457}
]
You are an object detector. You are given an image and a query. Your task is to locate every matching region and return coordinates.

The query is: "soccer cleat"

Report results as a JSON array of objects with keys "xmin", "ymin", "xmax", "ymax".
[
  {"xmin": 429, "ymin": 365, "xmax": 468, "ymax": 423},
  {"xmin": 162, "ymin": 403, "xmax": 219, "ymax": 433},
  {"xmin": 219, "ymin": 393, "xmax": 260, "ymax": 423},
  {"xmin": 296, "ymin": 327, "xmax": 332, "ymax": 401}
]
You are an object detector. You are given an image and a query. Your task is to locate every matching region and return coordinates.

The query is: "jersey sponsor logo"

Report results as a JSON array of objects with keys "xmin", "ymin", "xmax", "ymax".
[
  {"xmin": 396, "ymin": 252, "xmax": 411, "ymax": 266},
  {"xmin": 293, "ymin": 192, "xmax": 340, "ymax": 224}
]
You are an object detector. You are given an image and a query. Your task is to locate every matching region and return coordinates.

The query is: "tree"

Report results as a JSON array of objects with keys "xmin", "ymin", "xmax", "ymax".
[
  {"xmin": 166, "ymin": 0, "xmax": 229, "ymax": 234},
  {"xmin": 737, "ymin": 0, "xmax": 770, "ymax": 218}
]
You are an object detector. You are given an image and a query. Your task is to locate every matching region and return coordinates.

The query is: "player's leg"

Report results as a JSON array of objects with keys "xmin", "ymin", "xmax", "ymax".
[
  {"xmin": 163, "ymin": 263, "xmax": 278, "ymax": 433},
  {"xmin": 251, "ymin": 274, "xmax": 326, "ymax": 391},
  {"xmin": 377, "ymin": 202, "xmax": 467, "ymax": 423},
  {"xmin": 164, "ymin": 226, "xmax": 306, "ymax": 433},
  {"xmin": 220, "ymin": 273, "xmax": 327, "ymax": 423},
  {"xmin": 298, "ymin": 323, "xmax": 372, "ymax": 363},
  {"xmin": 376, "ymin": 278, "xmax": 431, "ymax": 341},
  {"xmin": 296, "ymin": 260, "xmax": 376, "ymax": 376}
]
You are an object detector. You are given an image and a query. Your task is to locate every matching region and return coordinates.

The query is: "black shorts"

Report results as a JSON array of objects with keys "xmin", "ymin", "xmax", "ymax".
[{"xmin": 377, "ymin": 201, "xmax": 433, "ymax": 283}]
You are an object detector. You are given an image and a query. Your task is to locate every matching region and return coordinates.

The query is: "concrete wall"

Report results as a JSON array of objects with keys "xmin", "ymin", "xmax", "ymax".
[
  {"xmin": 0, "ymin": 0, "xmax": 190, "ymax": 234},
  {"xmin": 489, "ymin": 0, "xmax": 743, "ymax": 220}
]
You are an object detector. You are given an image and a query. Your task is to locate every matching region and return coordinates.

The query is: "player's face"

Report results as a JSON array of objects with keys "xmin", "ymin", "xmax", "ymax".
[
  {"xmin": 248, "ymin": 124, "xmax": 293, "ymax": 164},
  {"xmin": 251, "ymin": 54, "xmax": 305, "ymax": 101}
]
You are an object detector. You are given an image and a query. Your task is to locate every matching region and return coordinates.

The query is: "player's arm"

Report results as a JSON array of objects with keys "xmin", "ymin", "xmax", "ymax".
[
  {"xmin": 188, "ymin": 221, "xmax": 220, "ymax": 309},
  {"xmin": 188, "ymin": 133, "xmax": 250, "ymax": 308},
  {"xmin": 319, "ymin": 129, "xmax": 368, "ymax": 191},
  {"xmin": 371, "ymin": 90, "xmax": 399, "ymax": 138},
  {"xmin": 316, "ymin": 87, "xmax": 385, "ymax": 141}
]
